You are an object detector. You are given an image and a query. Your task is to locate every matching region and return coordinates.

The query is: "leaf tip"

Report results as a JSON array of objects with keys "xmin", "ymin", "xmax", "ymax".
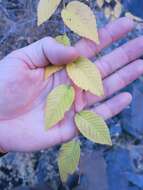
[
  {"xmin": 95, "ymin": 37, "xmax": 100, "ymax": 45},
  {"xmin": 91, "ymin": 34, "xmax": 100, "ymax": 44},
  {"xmin": 45, "ymin": 120, "xmax": 52, "ymax": 131},
  {"xmin": 103, "ymin": 135, "xmax": 112, "ymax": 146},
  {"xmin": 99, "ymin": 89, "xmax": 105, "ymax": 97},
  {"xmin": 37, "ymin": 20, "xmax": 41, "ymax": 27},
  {"xmin": 107, "ymin": 139, "xmax": 113, "ymax": 146}
]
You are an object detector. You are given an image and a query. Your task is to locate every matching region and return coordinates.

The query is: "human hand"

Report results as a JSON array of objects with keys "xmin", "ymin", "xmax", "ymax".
[{"xmin": 0, "ymin": 17, "xmax": 142, "ymax": 152}]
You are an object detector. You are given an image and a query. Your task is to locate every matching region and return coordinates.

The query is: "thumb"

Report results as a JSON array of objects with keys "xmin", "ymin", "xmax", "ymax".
[
  {"xmin": 44, "ymin": 37, "xmax": 79, "ymax": 65},
  {"xmin": 9, "ymin": 37, "xmax": 79, "ymax": 68}
]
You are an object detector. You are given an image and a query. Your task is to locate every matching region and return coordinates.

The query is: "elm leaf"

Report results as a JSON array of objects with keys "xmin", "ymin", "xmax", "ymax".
[
  {"xmin": 125, "ymin": 12, "xmax": 142, "ymax": 22},
  {"xmin": 75, "ymin": 110, "xmax": 112, "ymax": 145},
  {"xmin": 66, "ymin": 57, "xmax": 104, "ymax": 96},
  {"xmin": 37, "ymin": 0, "xmax": 62, "ymax": 25},
  {"xmin": 58, "ymin": 140, "xmax": 80, "ymax": 182},
  {"xmin": 97, "ymin": 0, "xmax": 104, "ymax": 8},
  {"xmin": 104, "ymin": 6, "xmax": 112, "ymax": 19},
  {"xmin": 45, "ymin": 66, "xmax": 63, "ymax": 80},
  {"xmin": 45, "ymin": 85, "xmax": 75, "ymax": 129},
  {"xmin": 55, "ymin": 34, "xmax": 71, "ymax": 46},
  {"xmin": 61, "ymin": 1, "xmax": 99, "ymax": 44},
  {"xmin": 113, "ymin": 1, "xmax": 122, "ymax": 18}
]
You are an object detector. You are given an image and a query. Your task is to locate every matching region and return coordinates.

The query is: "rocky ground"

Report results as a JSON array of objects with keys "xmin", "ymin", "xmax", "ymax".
[{"xmin": 0, "ymin": 0, "xmax": 143, "ymax": 190}]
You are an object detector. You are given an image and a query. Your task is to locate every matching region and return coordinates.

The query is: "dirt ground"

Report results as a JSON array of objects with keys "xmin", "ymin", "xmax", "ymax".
[{"xmin": 0, "ymin": 0, "xmax": 143, "ymax": 190}]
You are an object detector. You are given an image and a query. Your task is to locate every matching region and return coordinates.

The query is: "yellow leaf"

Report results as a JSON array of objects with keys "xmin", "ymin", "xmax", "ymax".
[
  {"xmin": 55, "ymin": 34, "xmax": 71, "ymax": 46},
  {"xmin": 66, "ymin": 57, "xmax": 104, "ymax": 96},
  {"xmin": 45, "ymin": 66, "xmax": 63, "ymax": 80},
  {"xmin": 110, "ymin": 15, "xmax": 116, "ymax": 21},
  {"xmin": 104, "ymin": 6, "xmax": 112, "ymax": 19},
  {"xmin": 75, "ymin": 111, "xmax": 112, "ymax": 145},
  {"xmin": 37, "ymin": 0, "xmax": 62, "ymax": 25},
  {"xmin": 125, "ymin": 12, "xmax": 142, "ymax": 22},
  {"xmin": 97, "ymin": 0, "xmax": 104, "ymax": 8},
  {"xmin": 113, "ymin": 1, "xmax": 122, "ymax": 18},
  {"xmin": 61, "ymin": 1, "xmax": 99, "ymax": 44},
  {"xmin": 114, "ymin": 0, "xmax": 121, "ymax": 3},
  {"xmin": 45, "ymin": 85, "xmax": 75, "ymax": 129},
  {"xmin": 105, "ymin": 0, "xmax": 112, "ymax": 3},
  {"xmin": 58, "ymin": 140, "xmax": 80, "ymax": 182}
]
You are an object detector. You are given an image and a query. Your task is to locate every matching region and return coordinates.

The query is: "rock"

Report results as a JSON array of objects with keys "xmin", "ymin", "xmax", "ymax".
[
  {"xmin": 66, "ymin": 173, "xmax": 79, "ymax": 189},
  {"xmin": 123, "ymin": 0, "xmax": 143, "ymax": 19},
  {"xmin": 121, "ymin": 80, "xmax": 143, "ymax": 139},
  {"xmin": 126, "ymin": 172, "xmax": 143, "ymax": 189},
  {"xmin": 129, "ymin": 145, "xmax": 143, "ymax": 173},
  {"xmin": 105, "ymin": 147, "xmax": 132, "ymax": 190},
  {"xmin": 76, "ymin": 151, "xmax": 108, "ymax": 190},
  {"xmin": 14, "ymin": 183, "xmax": 52, "ymax": 190},
  {"xmin": 105, "ymin": 146, "xmax": 143, "ymax": 190},
  {"xmin": 110, "ymin": 123, "xmax": 122, "ymax": 138}
]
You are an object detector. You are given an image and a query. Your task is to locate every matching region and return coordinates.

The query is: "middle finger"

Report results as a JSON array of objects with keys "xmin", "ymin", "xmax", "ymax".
[
  {"xmin": 96, "ymin": 36, "xmax": 143, "ymax": 79},
  {"xmin": 85, "ymin": 59, "xmax": 143, "ymax": 107}
]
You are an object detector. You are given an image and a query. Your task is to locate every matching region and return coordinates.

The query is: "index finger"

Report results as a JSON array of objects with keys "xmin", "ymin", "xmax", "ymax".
[{"xmin": 75, "ymin": 17, "xmax": 135, "ymax": 58}]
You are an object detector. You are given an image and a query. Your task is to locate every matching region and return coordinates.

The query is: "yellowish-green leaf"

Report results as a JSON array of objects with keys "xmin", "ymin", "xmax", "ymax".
[
  {"xmin": 104, "ymin": 6, "xmax": 112, "ymax": 19},
  {"xmin": 58, "ymin": 140, "xmax": 80, "ymax": 182},
  {"xmin": 37, "ymin": 0, "xmax": 62, "ymax": 26},
  {"xmin": 61, "ymin": 1, "xmax": 99, "ymax": 44},
  {"xmin": 75, "ymin": 110, "xmax": 112, "ymax": 145},
  {"xmin": 105, "ymin": 0, "xmax": 112, "ymax": 3},
  {"xmin": 55, "ymin": 34, "xmax": 71, "ymax": 46},
  {"xmin": 45, "ymin": 66, "xmax": 63, "ymax": 80},
  {"xmin": 113, "ymin": 1, "xmax": 122, "ymax": 18},
  {"xmin": 66, "ymin": 57, "xmax": 104, "ymax": 96},
  {"xmin": 97, "ymin": 0, "xmax": 104, "ymax": 8},
  {"xmin": 125, "ymin": 12, "xmax": 142, "ymax": 22},
  {"xmin": 45, "ymin": 85, "xmax": 75, "ymax": 129}
]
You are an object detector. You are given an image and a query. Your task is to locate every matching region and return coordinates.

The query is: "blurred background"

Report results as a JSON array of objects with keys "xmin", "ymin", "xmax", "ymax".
[{"xmin": 0, "ymin": 0, "xmax": 143, "ymax": 189}]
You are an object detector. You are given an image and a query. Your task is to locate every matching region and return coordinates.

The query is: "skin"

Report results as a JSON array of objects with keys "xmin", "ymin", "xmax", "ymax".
[{"xmin": 0, "ymin": 17, "xmax": 143, "ymax": 152}]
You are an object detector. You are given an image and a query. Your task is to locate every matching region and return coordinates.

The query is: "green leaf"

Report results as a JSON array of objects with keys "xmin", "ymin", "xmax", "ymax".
[
  {"xmin": 75, "ymin": 110, "xmax": 112, "ymax": 145},
  {"xmin": 55, "ymin": 34, "xmax": 71, "ymax": 46},
  {"xmin": 61, "ymin": 1, "xmax": 99, "ymax": 44},
  {"xmin": 58, "ymin": 140, "xmax": 80, "ymax": 182},
  {"xmin": 45, "ymin": 85, "xmax": 75, "ymax": 129},
  {"xmin": 66, "ymin": 57, "xmax": 104, "ymax": 96},
  {"xmin": 37, "ymin": 0, "xmax": 62, "ymax": 26}
]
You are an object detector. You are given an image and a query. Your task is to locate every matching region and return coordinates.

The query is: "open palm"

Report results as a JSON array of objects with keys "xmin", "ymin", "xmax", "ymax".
[{"xmin": 0, "ymin": 17, "xmax": 143, "ymax": 152}]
